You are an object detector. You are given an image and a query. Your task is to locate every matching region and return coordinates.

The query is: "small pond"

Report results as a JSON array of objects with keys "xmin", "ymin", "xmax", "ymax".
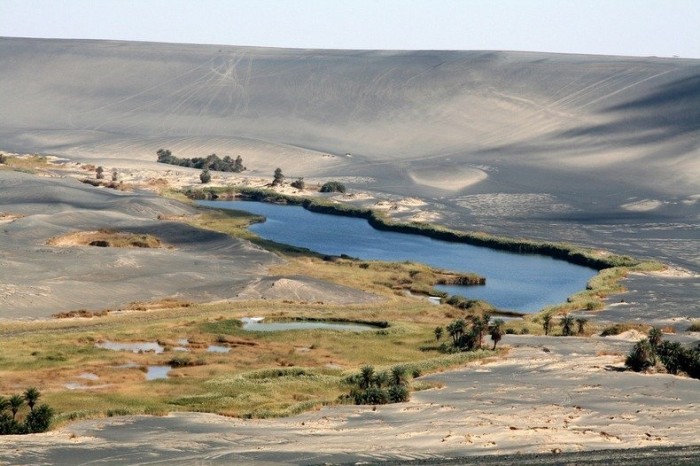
[
  {"xmin": 241, "ymin": 317, "xmax": 376, "ymax": 332},
  {"xmin": 199, "ymin": 200, "xmax": 598, "ymax": 312},
  {"xmin": 96, "ymin": 341, "xmax": 164, "ymax": 354},
  {"xmin": 146, "ymin": 365, "xmax": 171, "ymax": 381},
  {"xmin": 207, "ymin": 345, "xmax": 231, "ymax": 353}
]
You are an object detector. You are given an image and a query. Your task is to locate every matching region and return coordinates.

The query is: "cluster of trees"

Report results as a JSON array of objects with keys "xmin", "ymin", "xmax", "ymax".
[
  {"xmin": 0, "ymin": 388, "xmax": 53, "ymax": 435},
  {"xmin": 345, "ymin": 365, "xmax": 411, "ymax": 405},
  {"xmin": 626, "ymin": 328, "xmax": 700, "ymax": 378},
  {"xmin": 269, "ymin": 168, "xmax": 346, "ymax": 193},
  {"xmin": 542, "ymin": 314, "xmax": 587, "ymax": 336},
  {"xmin": 435, "ymin": 315, "xmax": 504, "ymax": 352},
  {"xmin": 157, "ymin": 149, "xmax": 245, "ymax": 173},
  {"xmin": 319, "ymin": 181, "xmax": 346, "ymax": 193}
]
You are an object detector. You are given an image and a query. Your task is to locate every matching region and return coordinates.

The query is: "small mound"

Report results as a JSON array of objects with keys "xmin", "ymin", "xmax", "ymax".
[
  {"xmin": 47, "ymin": 230, "xmax": 164, "ymax": 249},
  {"xmin": 237, "ymin": 276, "xmax": 380, "ymax": 304}
]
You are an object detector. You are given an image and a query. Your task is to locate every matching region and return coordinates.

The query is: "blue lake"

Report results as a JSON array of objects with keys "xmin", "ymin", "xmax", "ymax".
[{"xmin": 198, "ymin": 200, "xmax": 597, "ymax": 313}]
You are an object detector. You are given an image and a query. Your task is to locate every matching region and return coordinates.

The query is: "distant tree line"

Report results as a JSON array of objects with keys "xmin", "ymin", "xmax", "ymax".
[
  {"xmin": 0, "ymin": 387, "xmax": 53, "ymax": 435},
  {"xmin": 157, "ymin": 149, "xmax": 245, "ymax": 172}
]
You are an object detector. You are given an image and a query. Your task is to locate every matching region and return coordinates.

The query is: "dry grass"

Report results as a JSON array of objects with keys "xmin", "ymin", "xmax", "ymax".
[
  {"xmin": 47, "ymin": 229, "xmax": 165, "ymax": 249},
  {"xmin": 0, "ymin": 154, "xmax": 52, "ymax": 173}
]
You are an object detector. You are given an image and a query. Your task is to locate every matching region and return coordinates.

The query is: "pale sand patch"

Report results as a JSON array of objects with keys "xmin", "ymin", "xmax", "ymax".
[
  {"xmin": 408, "ymin": 211, "xmax": 443, "ymax": 223},
  {"xmin": 603, "ymin": 329, "xmax": 647, "ymax": 341},
  {"xmin": 620, "ymin": 199, "xmax": 663, "ymax": 212},
  {"xmin": 409, "ymin": 167, "xmax": 487, "ymax": 191},
  {"xmin": 631, "ymin": 265, "xmax": 700, "ymax": 279}
]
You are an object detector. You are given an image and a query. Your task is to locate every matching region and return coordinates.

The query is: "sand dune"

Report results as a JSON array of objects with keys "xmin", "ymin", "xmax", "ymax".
[{"xmin": 1, "ymin": 38, "xmax": 698, "ymax": 191}]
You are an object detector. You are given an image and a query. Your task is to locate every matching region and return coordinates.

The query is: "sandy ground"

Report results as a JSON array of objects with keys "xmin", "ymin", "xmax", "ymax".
[
  {"xmin": 1, "ymin": 335, "xmax": 698, "ymax": 465},
  {"xmin": 0, "ymin": 169, "xmax": 283, "ymax": 318},
  {"xmin": 0, "ymin": 38, "xmax": 699, "ymax": 463}
]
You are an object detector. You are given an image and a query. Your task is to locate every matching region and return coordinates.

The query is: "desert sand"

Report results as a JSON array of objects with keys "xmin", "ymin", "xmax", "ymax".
[{"xmin": 0, "ymin": 38, "xmax": 698, "ymax": 464}]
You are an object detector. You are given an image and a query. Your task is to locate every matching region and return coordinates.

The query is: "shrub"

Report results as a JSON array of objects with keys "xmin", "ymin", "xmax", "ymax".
[
  {"xmin": 319, "ymin": 181, "xmax": 346, "ymax": 193},
  {"xmin": 0, "ymin": 153, "xmax": 6, "ymax": 164},
  {"xmin": 200, "ymin": 169, "xmax": 211, "ymax": 184},
  {"xmin": 290, "ymin": 178, "xmax": 305, "ymax": 190},
  {"xmin": 272, "ymin": 168, "xmax": 284, "ymax": 186},
  {"xmin": 157, "ymin": 149, "xmax": 245, "ymax": 172},
  {"xmin": 625, "ymin": 338, "xmax": 656, "ymax": 371},
  {"xmin": 24, "ymin": 405, "xmax": 53, "ymax": 433}
]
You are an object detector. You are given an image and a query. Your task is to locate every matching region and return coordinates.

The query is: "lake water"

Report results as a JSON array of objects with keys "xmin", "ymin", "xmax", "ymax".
[{"xmin": 199, "ymin": 200, "xmax": 597, "ymax": 313}]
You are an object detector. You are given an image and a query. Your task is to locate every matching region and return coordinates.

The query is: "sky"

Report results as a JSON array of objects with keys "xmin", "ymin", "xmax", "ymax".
[{"xmin": 1, "ymin": 0, "xmax": 699, "ymax": 58}]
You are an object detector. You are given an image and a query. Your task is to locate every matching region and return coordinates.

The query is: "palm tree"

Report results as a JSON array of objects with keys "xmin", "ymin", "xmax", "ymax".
[
  {"xmin": 359, "ymin": 365, "xmax": 375, "ymax": 390},
  {"xmin": 542, "ymin": 314, "xmax": 552, "ymax": 336},
  {"xmin": 0, "ymin": 395, "xmax": 8, "ymax": 413},
  {"xmin": 648, "ymin": 327, "xmax": 663, "ymax": 348},
  {"xmin": 434, "ymin": 326, "xmax": 443, "ymax": 342},
  {"xmin": 561, "ymin": 315, "xmax": 575, "ymax": 336},
  {"xmin": 389, "ymin": 366, "xmax": 409, "ymax": 387},
  {"xmin": 8, "ymin": 394, "xmax": 24, "ymax": 420},
  {"xmin": 447, "ymin": 319, "xmax": 465, "ymax": 347},
  {"xmin": 24, "ymin": 387, "xmax": 40, "ymax": 412},
  {"xmin": 626, "ymin": 338, "xmax": 657, "ymax": 371},
  {"xmin": 576, "ymin": 318, "xmax": 588, "ymax": 335},
  {"xmin": 490, "ymin": 319, "xmax": 505, "ymax": 350},
  {"xmin": 474, "ymin": 315, "xmax": 490, "ymax": 350}
]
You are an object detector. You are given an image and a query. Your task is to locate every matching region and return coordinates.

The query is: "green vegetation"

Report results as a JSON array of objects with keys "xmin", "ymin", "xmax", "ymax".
[
  {"xmin": 436, "ymin": 315, "xmax": 494, "ymax": 353},
  {"xmin": 344, "ymin": 365, "xmax": 411, "ymax": 404},
  {"xmin": 0, "ymin": 154, "xmax": 51, "ymax": 173},
  {"xmin": 576, "ymin": 317, "xmax": 588, "ymax": 335},
  {"xmin": 290, "ymin": 178, "xmax": 305, "ymax": 190},
  {"xmin": 156, "ymin": 149, "xmax": 245, "ymax": 172},
  {"xmin": 320, "ymin": 181, "xmax": 347, "ymax": 193},
  {"xmin": 0, "ymin": 388, "xmax": 53, "ymax": 435},
  {"xmin": 542, "ymin": 314, "xmax": 552, "ymax": 336},
  {"xmin": 200, "ymin": 169, "xmax": 211, "ymax": 184},
  {"xmin": 273, "ymin": 167, "xmax": 284, "ymax": 186},
  {"xmin": 625, "ymin": 328, "xmax": 700, "ymax": 379},
  {"xmin": 560, "ymin": 314, "xmax": 575, "ymax": 336}
]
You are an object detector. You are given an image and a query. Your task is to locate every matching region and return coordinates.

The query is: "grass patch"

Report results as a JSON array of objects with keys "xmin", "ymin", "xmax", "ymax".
[
  {"xmin": 0, "ymin": 154, "xmax": 51, "ymax": 173},
  {"xmin": 0, "ymin": 292, "xmax": 494, "ymax": 421}
]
